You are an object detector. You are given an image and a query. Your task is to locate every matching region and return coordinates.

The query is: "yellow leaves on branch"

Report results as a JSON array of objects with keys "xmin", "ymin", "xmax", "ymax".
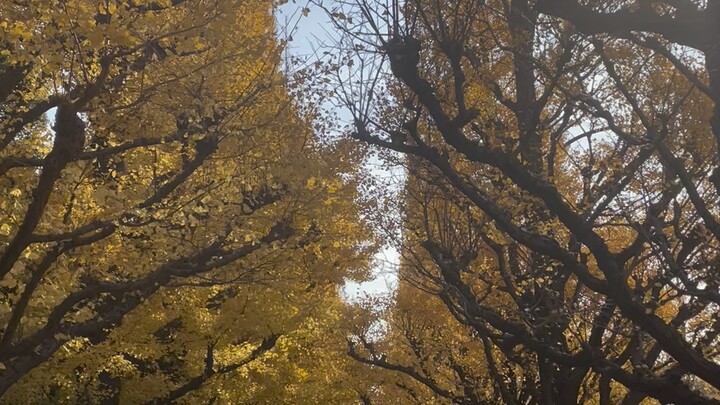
[{"xmin": 0, "ymin": 0, "xmax": 374, "ymax": 402}]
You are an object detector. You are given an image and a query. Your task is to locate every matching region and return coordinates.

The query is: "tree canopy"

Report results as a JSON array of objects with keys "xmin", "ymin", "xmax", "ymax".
[
  {"xmin": 0, "ymin": 0, "xmax": 374, "ymax": 402},
  {"xmin": 2, "ymin": 0, "xmax": 720, "ymax": 403},
  {"xmin": 332, "ymin": 0, "xmax": 720, "ymax": 403}
]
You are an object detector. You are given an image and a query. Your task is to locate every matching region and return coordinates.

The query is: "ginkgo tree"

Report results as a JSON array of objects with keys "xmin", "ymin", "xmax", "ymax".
[
  {"xmin": 328, "ymin": 0, "xmax": 720, "ymax": 403},
  {"xmin": 0, "ymin": 0, "xmax": 375, "ymax": 402}
]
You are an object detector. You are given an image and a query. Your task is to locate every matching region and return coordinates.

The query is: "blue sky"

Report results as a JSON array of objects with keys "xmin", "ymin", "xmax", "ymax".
[{"xmin": 276, "ymin": 2, "xmax": 400, "ymax": 301}]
